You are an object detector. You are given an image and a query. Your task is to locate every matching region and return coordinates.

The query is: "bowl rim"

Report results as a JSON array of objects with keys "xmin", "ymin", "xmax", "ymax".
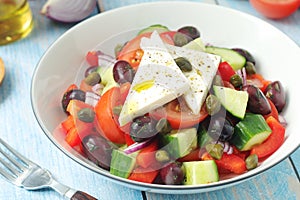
[{"xmin": 31, "ymin": 1, "xmax": 300, "ymax": 194}]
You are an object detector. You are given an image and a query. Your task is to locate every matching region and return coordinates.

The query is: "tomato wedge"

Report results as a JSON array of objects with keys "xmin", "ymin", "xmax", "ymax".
[
  {"xmin": 151, "ymin": 99, "xmax": 208, "ymax": 129},
  {"xmin": 95, "ymin": 87, "xmax": 126, "ymax": 144},
  {"xmin": 117, "ymin": 31, "xmax": 175, "ymax": 70},
  {"xmin": 218, "ymin": 61, "xmax": 236, "ymax": 82}
]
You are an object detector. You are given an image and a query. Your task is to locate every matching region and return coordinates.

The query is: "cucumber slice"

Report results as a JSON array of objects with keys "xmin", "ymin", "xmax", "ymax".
[
  {"xmin": 206, "ymin": 46, "xmax": 246, "ymax": 70},
  {"xmin": 183, "ymin": 160, "xmax": 219, "ymax": 185},
  {"xmin": 230, "ymin": 113, "xmax": 272, "ymax": 151},
  {"xmin": 163, "ymin": 128, "xmax": 197, "ymax": 159},
  {"xmin": 197, "ymin": 124, "xmax": 213, "ymax": 148},
  {"xmin": 138, "ymin": 24, "xmax": 170, "ymax": 35},
  {"xmin": 110, "ymin": 149, "xmax": 136, "ymax": 178},
  {"xmin": 183, "ymin": 38, "xmax": 206, "ymax": 52},
  {"xmin": 213, "ymin": 85, "xmax": 248, "ymax": 119}
]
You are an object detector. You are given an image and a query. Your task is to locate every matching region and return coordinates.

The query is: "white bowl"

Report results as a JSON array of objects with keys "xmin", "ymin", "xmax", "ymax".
[{"xmin": 31, "ymin": 1, "xmax": 300, "ymax": 194}]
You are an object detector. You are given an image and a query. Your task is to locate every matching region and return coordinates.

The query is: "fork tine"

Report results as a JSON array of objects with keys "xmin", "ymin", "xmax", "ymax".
[
  {"xmin": 0, "ymin": 138, "xmax": 31, "ymax": 172},
  {"xmin": 0, "ymin": 148, "xmax": 22, "ymax": 175},
  {"xmin": 0, "ymin": 164, "xmax": 16, "ymax": 182}
]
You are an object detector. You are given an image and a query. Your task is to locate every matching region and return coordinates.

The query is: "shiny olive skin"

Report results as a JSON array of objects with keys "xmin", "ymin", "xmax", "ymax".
[
  {"xmin": 113, "ymin": 60, "xmax": 135, "ymax": 84},
  {"xmin": 61, "ymin": 89, "xmax": 85, "ymax": 113},
  {"xmin": 130, "ymin": 115, "xmax": 158, "ymax": 142},
  {"xmin": 177, "ymin": 26, "xmax": 200, "ymax": 40},
  {"xmin": 208, "ymin": 116, "xmax": 234, "ymax": 142},
  {"xmin": 243, "ymin": 85, "xmax": 271, "ymax": 115},
  {"xmin": 81, "ymin": 134, "xmax": 115, "ymax": 170},
  {"xmin": 232, "ymin": 48, "xmax": 256, "ymax": 65},
  {"xmin": 160, "ymin": 162, "xmax": 185, "ymax": 185},
  {"xmin": 265, "ymin": 81, "xmax": 286, "ymax": 112}
]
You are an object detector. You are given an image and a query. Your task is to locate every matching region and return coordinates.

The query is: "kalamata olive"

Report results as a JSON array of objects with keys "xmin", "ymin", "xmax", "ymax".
[
  {"xmin": 77, "ymin": 107, "xmax": 95, "ymax": 123},
  {"xmin": 61, "ymin": 89, "xmax": 85, "ymax": 113},
  {"xmin": 174, "ymin": 57, "xmax": 193, "ymax": 72},
  {"xmin": 208, "ymin": 116, "xmax": 234, "ymax": 142},
  {"xmin": 113, "ymin": 60, "xmax": 135, "ymax": 84},
  {"xmin": 160, "ymin": 162, "xmax": 185, "ymax": 185},
  {"xmin": 84, "ymin": 66, "xmax": 98, "ymax": 77},
  {"xmin": 205, "ymin": 94, "xmax": 221, "ymax": 116},
  {"xmin": 177, "ymin": 26, "xmax": 200, "ymax": 40},
  {"xmin": 265, "ymin": 81, "xmax": 286, "ymax": 112},
  {"xmin": 84, "ymin": 71, "xmax": 101, "ymax": 86},
  {"xmin": 243, "ymin": 85, "xmax": 271, "ymax": 115},
  {"xmin": 81, "ymin": 134, "xmax": 115, "ymax": 170},
  {"xmin": 232, "ymin": 48, "xmax": 256, "ymax": 65},
  {"xmin": 130, "ymin": 115, "xmax": 158, "ymax": 142}
]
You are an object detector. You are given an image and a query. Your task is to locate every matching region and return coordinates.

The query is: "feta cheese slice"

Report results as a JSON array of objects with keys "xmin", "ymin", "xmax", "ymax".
[
  {"xmin": 118, "ymin": 31, "xmax": 190, "ymax": 126},
  {"xmin": 167, "ymin": 44, "xmax": 221, "ymax": 114}
]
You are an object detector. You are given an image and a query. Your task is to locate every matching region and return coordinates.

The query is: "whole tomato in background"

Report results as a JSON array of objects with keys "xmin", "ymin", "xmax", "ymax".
[{"xmin": 250, "ymin": 0, "xmax": 300, "ymax": 19}]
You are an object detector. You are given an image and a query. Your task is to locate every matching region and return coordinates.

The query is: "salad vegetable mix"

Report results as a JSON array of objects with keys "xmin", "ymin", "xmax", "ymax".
[{"xmin": 59, "ymin": 25, "xmax": 287, "ymax": 185}]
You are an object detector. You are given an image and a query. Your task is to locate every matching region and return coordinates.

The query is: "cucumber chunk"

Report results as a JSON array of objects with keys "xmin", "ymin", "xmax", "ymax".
[
  {"xmin": 183, "ymin": 160, "xmax": 219, "ymax": 185},
  {"xmin": 206, "ymin": 46, "xmax": 246, "ymax": 70},
  {"xmin": 110, "ymin": 149, "xmax": 136, "ymax": 178},
  {"xmin": 163, "ymin": 128, "xmax": 197, "ymax": 159},
  {"xmin": 230, "ymin": 113, "xmax": 272, "ymax": 151},
  {"xmin": 138, "ymin": 24, "xmax": 170, "ymax": 35},
  {"xmin": 183, "ymin": 38, "xmax": 206, "ymax": 52},
  {"xmin": 213, "ymin": 85, "xmax": 248, "ymax": 119}
]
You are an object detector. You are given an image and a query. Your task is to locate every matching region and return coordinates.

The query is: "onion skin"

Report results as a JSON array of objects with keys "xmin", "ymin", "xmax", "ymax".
[{"xmin": 41, "ymin": 0, "xmax": 97, "ymax": 23}]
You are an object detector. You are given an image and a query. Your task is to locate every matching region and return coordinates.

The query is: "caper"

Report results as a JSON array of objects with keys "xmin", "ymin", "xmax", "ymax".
[
  {"xmin": 175, "ymin": 57, "xmax": 193, "ymax": 72},
  {"xmin": 173, "ymin": 32, "xmax": 189, "ymax": 47},
  {"xmin": 245, "ymin": 154, "xmax": 258, "ymax": 170},
  {"xmin": 84, "ymin": 72, "xmax": 101, "ymax": 86},
  {"xmin": 205, "ymin": 143, "xmax": 224, "ymax": 160},
  {"xmin": 155, "ymin": 118, "xmax": 172, "ymax": 134},
  {"xmin": 245, "ymin": 61, "xmax": 256, "ymax": 75},
  {"xmin": 213, "ymin": 74, "xmax": 223, "ymax": 86},
  {"xmin": 230, "ymin": 74, "xmax": 243, "ymax": 88},
  {"xmin": 77, "ymin": 107, "xmax": 95, "ymax": 123},
  {"xmin": 155, "ymin": 150, "xmax": 170, "ymax": 163},
  {"xmin": 205, "ymin": 94, "xmax": 221, "ymax": 116},
  {"xmin": 112, "ymin": 105, "xmax": 123, "ymax": 115}
]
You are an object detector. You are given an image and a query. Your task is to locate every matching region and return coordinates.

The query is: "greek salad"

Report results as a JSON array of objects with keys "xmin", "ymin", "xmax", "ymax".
[{"xmin": 59, "ymin": 24, "xmax": 287, "ymax": 185}]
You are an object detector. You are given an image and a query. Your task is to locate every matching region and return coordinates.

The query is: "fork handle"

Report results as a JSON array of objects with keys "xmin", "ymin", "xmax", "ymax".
[{"xmin": 70, "ymin": 191, "xmax": 98, "ymax": 200}]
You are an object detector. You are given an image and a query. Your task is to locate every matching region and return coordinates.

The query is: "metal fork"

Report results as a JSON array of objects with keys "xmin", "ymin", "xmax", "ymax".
[{"xmin": 0, "ymin": 138, "xmax": 98, "ymax": 200}]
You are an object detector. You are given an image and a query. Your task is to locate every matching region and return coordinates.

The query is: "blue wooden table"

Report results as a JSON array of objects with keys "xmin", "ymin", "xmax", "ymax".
[{"xmin": 0, "ymin": 0, "xmax": 299, "ymax": 199}]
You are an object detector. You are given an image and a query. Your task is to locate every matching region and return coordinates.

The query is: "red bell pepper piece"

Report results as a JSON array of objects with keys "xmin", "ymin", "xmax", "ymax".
[
  {"xmin": 65, "ymin": 127, "xmax": 81, "ymax": 147},
  {"xmin": 250, "ymin": 116, "xmax": 285, "ymax": 159},
  {"xmin": 136, "ymin": 140, "xmax": 158, "ymax": 168},
  {"xmin": 218, "ymin": 61, "xmax": 236, "ymax": 82},
  {"xmin": 128, "ymin": 167, "xmax": 159, "ymax": 183},
  {"xmin": 86, "ymin": 51, "xmax": 99, "ymax": 66},
  {"xmin": 202, "ymin": 152, "xmax": 247, "ymax": 174},
  {"xmin": 263, "ymin": 99, "xmax": 279, "ymax": 121}
]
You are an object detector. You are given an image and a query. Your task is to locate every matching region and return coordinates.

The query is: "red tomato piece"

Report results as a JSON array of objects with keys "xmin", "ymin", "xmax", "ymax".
[
  {"xmin": 136, "ymin": 140, "xmax": 158, "ymax": 169},
  {"xmin": 117, "ymin": 31, "xmax": 175, "ymax": 70},
  {"xmin": 151, "ymin": 99, "xmax": 208, "ymax": 129},
  {"xmin": 128, "ymin": 167, "xmax": 159, "ymax": 183},
  {"xmin": 86, "ymin": 51, "xmax": 99, "ymax": 66},
  {"xmin": 95, "ymin": 87, "xmax": 126, "ymax": 144},
  {"xmin": 218, "ymin": 61, "xmax": 236, "ymax": 82},
  {"xmin": 119, "ymin": 82, "xmax": 131, "ymax": 104},
  {"xmin": 65, "ymin": 127, "xmax": 81, "ymax": 147},
  {"xmin": 124, "ymin": 133, "xmax": 135, "ymax": 146},
  {"xmin": 250, "ymin": 0, "xmax": 300, "ymax": 19},
  {"xmin": 250, "ymin": 116, "xmax": 285, "ymax": 159},
  {"xmin": 177, "ymin": 148, "xmax": 202, "ymax": 162},
  {"xmin": 61, "ymin": 115, "xmax": 75, "ymax": 133}
]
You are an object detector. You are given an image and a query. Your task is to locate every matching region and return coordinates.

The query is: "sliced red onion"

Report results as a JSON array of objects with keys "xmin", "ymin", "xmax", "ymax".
[
  {"xmin": 278, "ymin": 115, "xmax": 288, "ymax": 127},
  {"xmin": 41, "ymin": 0, "xmax": 97, "ymax": 23},
  {"xmin": 92, "ymin": 83, "xmax": 104, "ymax": 95},
  {"xmin": 123, "ymin": 138, "xmax": 152, "ymax": 154},
  {"xmin": 97, "ymin": 51, "xmax": 116, "ymax": 67},
  {"xmin": 237, "ymin": 67, "xmax": 247, "ymax": 86},
  {"xmin": 85, "ymin": 91, "xmax": 100, "ymax": 107}
]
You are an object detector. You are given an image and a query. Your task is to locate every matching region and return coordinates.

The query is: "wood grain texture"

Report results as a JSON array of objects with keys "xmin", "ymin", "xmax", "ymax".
[{"xmin": 0, "ymin": 0, "xmax": 299, "ymax": 200}]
